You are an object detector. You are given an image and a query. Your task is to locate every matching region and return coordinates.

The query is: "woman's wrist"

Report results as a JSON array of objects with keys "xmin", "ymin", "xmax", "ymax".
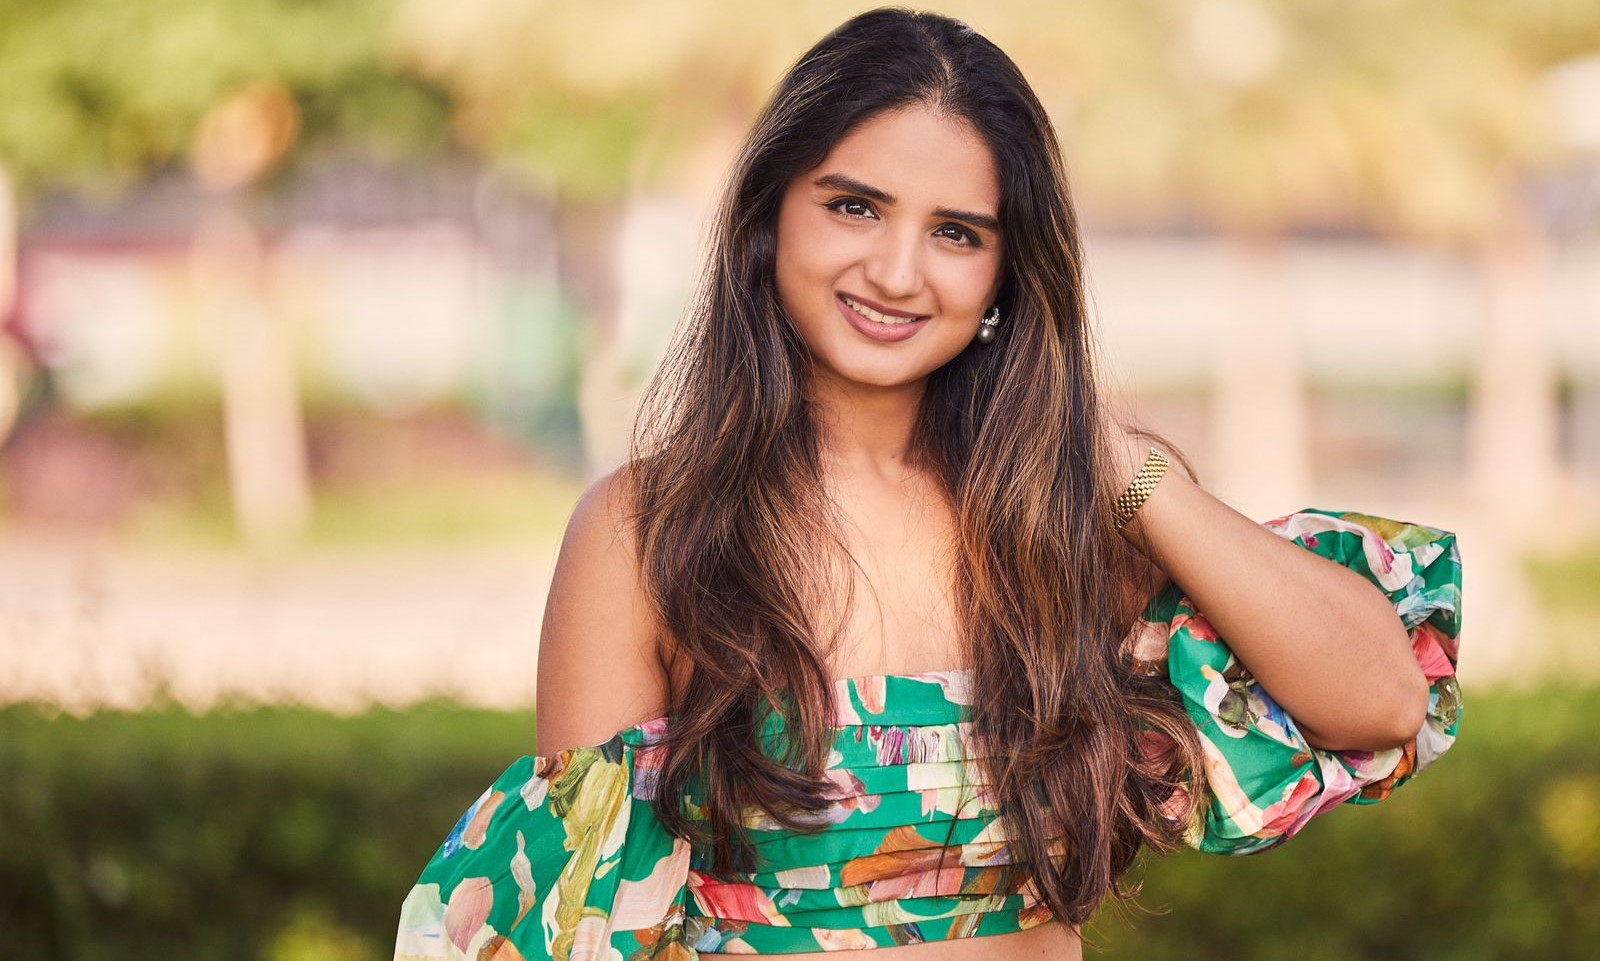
[{"xmin": 1108, "ymin": 428, "xmax": 1175, "ymax": 546}]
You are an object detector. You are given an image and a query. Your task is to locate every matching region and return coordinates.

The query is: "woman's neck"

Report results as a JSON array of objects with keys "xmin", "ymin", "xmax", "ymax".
[{"xmin": 810, "ymin": 373, "xmax": 927, "ymax": 484}]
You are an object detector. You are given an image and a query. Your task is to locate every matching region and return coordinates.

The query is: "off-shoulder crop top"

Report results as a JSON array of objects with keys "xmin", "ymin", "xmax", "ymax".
[{"xmin": 393, "ymin": 508, "xmax": 1465, "ymax": 960}]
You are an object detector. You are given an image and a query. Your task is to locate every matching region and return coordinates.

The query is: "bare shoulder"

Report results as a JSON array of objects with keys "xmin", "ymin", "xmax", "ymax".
[{"xmin": 535, "ymin": 464, "xmax": 668, "ymax": 756}]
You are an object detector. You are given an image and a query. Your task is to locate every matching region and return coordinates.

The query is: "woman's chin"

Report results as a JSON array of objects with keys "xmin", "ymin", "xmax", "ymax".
[{"xmin": 815, "ymin": 362, "xmax": 933, "ymax": 393}]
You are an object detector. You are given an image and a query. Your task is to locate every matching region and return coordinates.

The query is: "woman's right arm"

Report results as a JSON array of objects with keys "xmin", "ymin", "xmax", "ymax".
[
  {"xmin": 535, "ymin": 465, "xmax": 671, "ymax": 757},
  {"xmin": 396, "ymin": 466, "xmax": 693, "ymax": 960}
]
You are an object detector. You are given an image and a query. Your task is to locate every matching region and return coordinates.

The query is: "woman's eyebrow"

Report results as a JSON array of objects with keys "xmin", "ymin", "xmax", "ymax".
[{"xmin": 812, "ymin": 173, "xmax": 1000, "ymax": 233}]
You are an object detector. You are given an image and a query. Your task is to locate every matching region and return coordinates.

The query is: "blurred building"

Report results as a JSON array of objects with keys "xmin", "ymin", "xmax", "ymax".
[{"xmin": 9, "ymin": 160, "xmax": 584, "ymax": 460}]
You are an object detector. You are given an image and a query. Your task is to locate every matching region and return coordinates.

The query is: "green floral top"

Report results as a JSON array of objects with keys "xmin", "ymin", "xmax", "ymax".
[{"xmin": 393, "ymin": 508, "xmax": 1464, "ymax": 960}]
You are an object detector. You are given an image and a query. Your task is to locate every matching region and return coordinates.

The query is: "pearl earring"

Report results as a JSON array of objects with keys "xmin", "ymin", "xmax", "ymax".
[{"xmin": 975, "ymin": 306, "xmax": 1001, "ymax": 345}]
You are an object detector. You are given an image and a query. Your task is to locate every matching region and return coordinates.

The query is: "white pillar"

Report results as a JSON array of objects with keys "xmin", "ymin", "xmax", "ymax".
[
  {"xmin": 1467, "ymin": 208, "xmax": 1561, "ymax": 543},
  {"xmin": 191, "ymin": 206, "xmax": 311, "ymax": 552},
  {"xmin": 1209, "ymin": 236, "xmax": 1311, "ymax": 519}
]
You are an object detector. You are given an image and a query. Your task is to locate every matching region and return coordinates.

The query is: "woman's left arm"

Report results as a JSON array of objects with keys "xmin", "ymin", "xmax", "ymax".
[{"xmin": 1109, "ymin": 432, "xmax": 1430, "ymax": 753}]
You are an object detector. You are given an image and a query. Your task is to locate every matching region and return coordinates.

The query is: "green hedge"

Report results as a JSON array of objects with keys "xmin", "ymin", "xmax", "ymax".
[
  {"xmin": 0, "ymin": 703, "xmax": 538, "ymax": 961},
  {"xmin": 2, "ymin": 687, "xmax": 1597, "ymax": 960}
]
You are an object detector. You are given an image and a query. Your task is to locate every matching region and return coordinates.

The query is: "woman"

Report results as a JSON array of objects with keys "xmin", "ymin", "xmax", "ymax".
[{"xmin": 394, "ymin": 8, "xmax": 1464, "ymax": 960}]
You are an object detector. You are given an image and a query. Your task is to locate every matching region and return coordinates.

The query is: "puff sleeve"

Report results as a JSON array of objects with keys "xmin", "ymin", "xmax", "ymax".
[
  {"xmin": 393, "ymin": 718, "xmax": 698, "ymax": 960},
  {"xmin": 1129, "ymin": 508, "xmax": 1464, "ymax": 856}
]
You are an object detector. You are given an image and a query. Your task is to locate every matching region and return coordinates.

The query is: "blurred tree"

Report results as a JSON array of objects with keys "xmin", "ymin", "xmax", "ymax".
[
  {"xmin": 0, "ymin": 0, "xmax": 454, "ymax": 198},
  {"xmin": 191, "ymin": 81, "xmax": 313, "ymax": 549},
  {"xmin": 0, "ymin": 0, "xmax": 456, "ymax": 547}
]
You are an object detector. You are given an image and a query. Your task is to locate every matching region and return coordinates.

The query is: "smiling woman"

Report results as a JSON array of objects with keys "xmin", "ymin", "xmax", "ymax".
[{"xmin": 393, "ymin": 8, "xmax": 1464, "ymax": 960}]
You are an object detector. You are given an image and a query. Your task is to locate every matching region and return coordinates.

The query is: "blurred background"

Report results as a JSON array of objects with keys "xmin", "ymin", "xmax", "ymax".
[{"xmin": 1, "ymin": 1, "xmax": 1597, "ymax": 958}]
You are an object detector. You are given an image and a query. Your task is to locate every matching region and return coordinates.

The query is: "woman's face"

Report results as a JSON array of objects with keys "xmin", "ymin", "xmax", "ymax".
[{"xmin": 774, "ymin": 104, "xmax": 1005, "ymax": 393}]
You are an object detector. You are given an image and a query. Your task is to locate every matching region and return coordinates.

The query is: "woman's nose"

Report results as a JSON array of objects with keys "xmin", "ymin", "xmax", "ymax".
[{"xmin": 862, "ymin": 226, "xmax": 924, "ymax": 300}]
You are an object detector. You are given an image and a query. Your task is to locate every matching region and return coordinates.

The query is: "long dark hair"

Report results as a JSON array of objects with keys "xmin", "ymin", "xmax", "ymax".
[{"xmin": 623, "ymin": 5, "xmax": 1205, "ymax": 927}]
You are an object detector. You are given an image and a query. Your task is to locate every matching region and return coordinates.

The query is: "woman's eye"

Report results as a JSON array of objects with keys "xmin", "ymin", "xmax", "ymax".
[
  {"xmin": 938, "ymin": 225, "xmax": 982, "ymax": 247},
  {"xmin": 827, "ymin": 198, "xmax": 875, "ymax": 218}
]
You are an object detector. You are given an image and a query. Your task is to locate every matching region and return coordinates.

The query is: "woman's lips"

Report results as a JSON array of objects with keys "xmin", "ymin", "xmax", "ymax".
[{"xmin": 835, "ymin": 294, "xmax": 929, "ymax": 343}]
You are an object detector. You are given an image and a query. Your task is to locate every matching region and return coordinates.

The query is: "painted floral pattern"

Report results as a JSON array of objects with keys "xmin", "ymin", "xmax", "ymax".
[{"xmin": 394, "ymin": 508, "xmax": 1464, "ymax": 958}]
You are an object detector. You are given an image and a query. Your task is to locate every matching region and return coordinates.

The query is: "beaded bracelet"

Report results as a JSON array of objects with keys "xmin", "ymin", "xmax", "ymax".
[{"xmin": 1111, "ymin": 446, "xmax": 1169, "ymax": 533}]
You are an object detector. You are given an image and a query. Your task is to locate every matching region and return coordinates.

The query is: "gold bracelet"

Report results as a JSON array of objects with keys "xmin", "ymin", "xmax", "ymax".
[{"xmin": 1112, "ymin": 446, "xmax": 1169, "ymax": 533}]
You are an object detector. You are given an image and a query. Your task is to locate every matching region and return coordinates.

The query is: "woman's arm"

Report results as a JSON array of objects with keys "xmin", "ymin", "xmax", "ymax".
[
  {"xmin": 1109, "ymin": 430, "xmax": 1430, "ymax": 753},
  {"xmin": 535, "ymin": 466, "xmax": 671, "ymax": 756}
]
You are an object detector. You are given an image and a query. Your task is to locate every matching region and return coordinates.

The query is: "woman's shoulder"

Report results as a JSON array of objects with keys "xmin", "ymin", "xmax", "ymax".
[
  {"xmin": 535, "ymin": 463, "xmax": 672, "ymax": 756},
  {"xmin": 571, "ymin": 462, "xmax": 643, "ymax": 540}
]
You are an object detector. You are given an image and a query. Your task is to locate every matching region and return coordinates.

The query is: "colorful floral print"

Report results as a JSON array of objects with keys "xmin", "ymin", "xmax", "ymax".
[{"xmin": 394, "ymin": 508, "xmax": 1463, "ymax": 959}]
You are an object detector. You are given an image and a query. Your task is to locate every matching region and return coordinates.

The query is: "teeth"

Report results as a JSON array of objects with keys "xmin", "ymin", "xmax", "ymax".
[{"xmin": 842, "ymin": 295, "xmax": 921, "ymax": 325}]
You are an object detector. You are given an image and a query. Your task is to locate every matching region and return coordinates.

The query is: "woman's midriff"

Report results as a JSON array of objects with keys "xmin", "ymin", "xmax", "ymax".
[{"xmin": 697, "ymin": 918, "xmax": 1083, "ymax": 960}]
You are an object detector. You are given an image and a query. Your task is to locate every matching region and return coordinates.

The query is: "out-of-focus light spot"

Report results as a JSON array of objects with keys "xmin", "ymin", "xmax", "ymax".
[
  {"xmin": 1181, "ymin": 0, "xmax": 1284, "ymax": 91},
  {"xmin": 1538, "ymin": 775, "xmax": 1600, "ymax": 871},
  {"xmin": 192, "ymin": 81, "xmax": 302, "ymax": 192},
  {"xmin": 1544, "ymin": 55, "xmax": 1600, "ymax": 155}
]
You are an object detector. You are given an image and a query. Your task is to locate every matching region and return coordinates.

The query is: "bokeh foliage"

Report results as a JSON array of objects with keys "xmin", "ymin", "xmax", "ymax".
[
  {"xmin": 0, "ymin": 0, "xmax": 454, "ymax": 202},
  {"xmin": 2, "ymin": 0, "xmax": 1597, "ymax": 226}
]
